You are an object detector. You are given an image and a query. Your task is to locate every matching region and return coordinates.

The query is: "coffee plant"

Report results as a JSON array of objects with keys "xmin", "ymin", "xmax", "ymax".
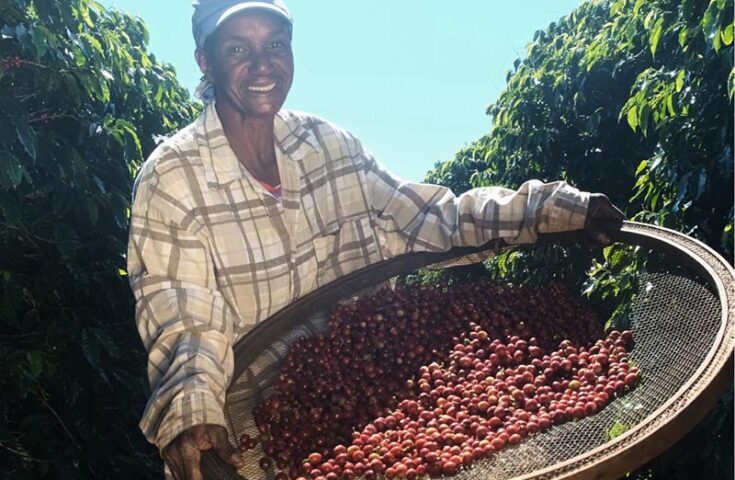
[{"xmin": 0, "ymin": 0, "xmax": 199, "ymax": 478}]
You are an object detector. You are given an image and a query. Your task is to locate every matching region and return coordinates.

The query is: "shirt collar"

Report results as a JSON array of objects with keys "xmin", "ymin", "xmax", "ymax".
[{"xmin": 197, "ymin": 102, "xmax": 319, "ymax": 187}]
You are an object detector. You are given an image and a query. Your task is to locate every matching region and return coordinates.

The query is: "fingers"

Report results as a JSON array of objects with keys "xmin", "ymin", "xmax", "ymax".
[
  {"xmin": 163, "ymin": 426, "xmax": 208, "ymax": 480},
  {"xmin": 210, "ymin": 425, "xmax": 245, "ymax": 469},
  {"xmin": 587, "ymin": 194, "xmax": 625, "ymax": 224},
  {"xmin": 540, "ymin": 227, "xmax": 612, "ymax": 249},
  {"xmin": 179, "ymin": 440, "xmax": 204, "ymax": 480},
  {"xmin": 583, "ymin": 193, "xmax": 624, "ymax": 248},
  {"xmin": 162, "ymin": 443, "xmax": 188, "ymax": 480},
  {"xmin": 163, "ymin": 425, "xmax": 242, "ymax": 480}
]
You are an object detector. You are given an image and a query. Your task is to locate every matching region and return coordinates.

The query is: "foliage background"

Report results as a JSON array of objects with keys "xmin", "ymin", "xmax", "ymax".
[
  {"xmin": 0, "ymin": 0, "xmax": 198, "ymax": 478},
  {"xmin": 0, "ymin": 0, "xmax": 732, "ymax": 478}
]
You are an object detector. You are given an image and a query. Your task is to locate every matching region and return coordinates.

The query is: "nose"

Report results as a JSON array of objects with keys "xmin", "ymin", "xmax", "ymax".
[{"xmin": 249, "ymin": 51, "xmax": 274, "ymax": 75}]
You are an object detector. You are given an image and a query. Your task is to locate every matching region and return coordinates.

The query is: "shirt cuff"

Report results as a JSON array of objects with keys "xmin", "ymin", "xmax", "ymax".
[
  {"xmin": 541, "ymin": 184, "xmax": 590, "ymax": 234},
  {"xmin": 143, "ymin": 390, "xmax": 227, "ymax": 452}
]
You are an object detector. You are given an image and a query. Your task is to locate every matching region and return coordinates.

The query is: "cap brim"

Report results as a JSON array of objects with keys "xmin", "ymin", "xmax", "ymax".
[{"xmin": 216, "ymin": 2, "xmax": 292, "ymax": 28}]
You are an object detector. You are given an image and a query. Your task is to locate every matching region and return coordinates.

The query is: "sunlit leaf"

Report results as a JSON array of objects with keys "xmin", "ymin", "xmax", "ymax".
[
  {"xmin": 635, "ymin": 160, "xmax": 648, "ymax": 175},
  {"xmin": 650, "ymin": 17, "xmax": 665, "ymax": 56},
  {"xmin": 626, "ymin": 104, "xmax": 638, "ymax": 131},
  {"xmin": 722, "ymin": 23, "xmax": 734, "ymax": 45},
  {"xmin": 666, "ymin": 93, "xmax": 676, "ymax": 116},
  {"xmin": 675, "ymin": 70, "xmax": 686, "ymax": 92}
]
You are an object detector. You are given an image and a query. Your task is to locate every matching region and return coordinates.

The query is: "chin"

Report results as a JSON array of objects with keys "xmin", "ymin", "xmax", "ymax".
[{"xmin": 243, "ymin": 105, "xmax": 282, "ymax": 119}]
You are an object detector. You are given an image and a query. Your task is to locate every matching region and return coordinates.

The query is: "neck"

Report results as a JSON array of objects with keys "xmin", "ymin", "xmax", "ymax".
[{"xmin": 215, "ymin": 102, "xmax": 280, "ymax": 185}]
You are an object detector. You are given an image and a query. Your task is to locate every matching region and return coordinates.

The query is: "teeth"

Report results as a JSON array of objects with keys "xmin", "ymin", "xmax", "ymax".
[{"xmin": 248, "ymin": 82, "xmax": 276, "ymax": 92}]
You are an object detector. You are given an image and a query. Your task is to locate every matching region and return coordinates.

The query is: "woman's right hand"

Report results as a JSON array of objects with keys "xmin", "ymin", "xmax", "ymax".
[{"xmin": 163, "ymin": 424, "xmax": 244, "ymax": 480}]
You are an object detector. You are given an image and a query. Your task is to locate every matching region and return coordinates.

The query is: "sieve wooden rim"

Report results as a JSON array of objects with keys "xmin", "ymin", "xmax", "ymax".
[
  {"xmin": 228, "ymin": 221, "xmax": 734, "ymax": 479},
  {"xmin": 521, "ymin": 222, "xmax": 734, "ymax": 480}
]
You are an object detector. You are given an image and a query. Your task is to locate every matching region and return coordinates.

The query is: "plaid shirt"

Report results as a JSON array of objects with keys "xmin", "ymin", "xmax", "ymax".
[{"xmin": 127, "ymin": 102, "xmax": 589, "ymax": 450}]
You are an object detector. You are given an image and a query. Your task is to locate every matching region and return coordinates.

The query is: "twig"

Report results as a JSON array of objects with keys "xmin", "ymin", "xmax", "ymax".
[
  {"xmin": 0, "ymin": 442, "xmax": 45, "ymax": 463},
  {"xmin": 37, "ymin": 388, "xmax": 83, "ymax": 452}
]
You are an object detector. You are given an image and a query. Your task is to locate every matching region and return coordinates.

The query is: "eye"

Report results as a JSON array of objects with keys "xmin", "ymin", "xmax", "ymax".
[
  {"xmin": 269, "ymin": 40, "xmax": 287, "ymax": 50},
  {"xmin": 226, "ymin": 45, "xmax": 249, "ymax": 56}
]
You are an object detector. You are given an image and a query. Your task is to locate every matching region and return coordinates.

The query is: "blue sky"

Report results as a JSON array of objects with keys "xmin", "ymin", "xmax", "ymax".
[{"xmin": 98, "ymin": 0, "xmax": 582, "ymax": 181}]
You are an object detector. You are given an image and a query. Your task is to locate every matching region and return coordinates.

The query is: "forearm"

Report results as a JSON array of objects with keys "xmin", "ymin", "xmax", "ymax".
[
  {"xmin": 139, "ymin": 327, "xmax": 232, "ymax": 450},
  {"xmin": 129, "ymin": 174, "xmax": 238, "ymax": 450},
  {"xmin": 364, "ymin": 151, "xmax": 589, "ymax": 255}
]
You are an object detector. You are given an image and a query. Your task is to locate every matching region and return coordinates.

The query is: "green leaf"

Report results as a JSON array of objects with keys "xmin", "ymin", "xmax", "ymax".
[
  {"xmin": 675, "ymin": 70, "xmax": 686, "ymax": 92},
  {"xmin": 666, "ymin": 93, "xmax": 676, "ymax": 116},
  {"xmin": 649, "ymin": 156, "xmax": 662, "ymax": 171},
  {"xmin": 635, "ymin": 160, "xmax": 648, "ymax": 175},
  {"xmin": 98, "ymin": 76, "xmax": 110, "ymax": 102},
  {"xmin": 702, "ymin": 3, "xmax": 716, "ymax": 33},
  {"xmin": 2, "ymin": 153, "xmax": 24, "ymax": 188},
  {"xmin": 30, "ymin": 25, "xmax": 53, "ymax": 59},
  {"xmin": 644, "ymin": 11, "xmax": 656, "ymax": 29},
  {"xmin": 639, "ymin": 103, "xmax": 651, "ymax": 135},
  {"xmin": 626, "ymin": 105, "xmax": 638, "ymax": 131},
  {"xmin": 80, "ymin": 5, "xmax": 95, "ymax": 28},
  {"xmin": 154, "ymin": 83, "xmax": 164, "ymax": 103},
  {"xmin": 722, "ymin": 23, "xmax": 734, "ymax": 46},
  {"xmin": 81, "ymin": 32, "xmax": 104, "ymax": 57},
  {"xmin": 71, "ymin": 45, "xmax": 86, "ymax": 67},
  {"xmin": 26, "ymin": 351, "xmax": 43, "ymax": 376},
  {"xmin": 650, "ymin": 17, "xmax": 665, "ymax": 57},
  {"xmin": 112, "ymin": 118, "xmax": 142, "ymax": 160},
  {"xmin": 15, "ymin": 122, "xmax": 38, "ymax": 161},
  {"xmin": 633, "ymin": 0, "xmax": 645, "ymax": 15}
]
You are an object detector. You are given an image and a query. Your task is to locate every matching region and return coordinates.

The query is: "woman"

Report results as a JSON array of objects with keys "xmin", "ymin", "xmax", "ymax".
[{"xmin": 127, "ymin": 1, "xmax": 623, "ymax": 478}]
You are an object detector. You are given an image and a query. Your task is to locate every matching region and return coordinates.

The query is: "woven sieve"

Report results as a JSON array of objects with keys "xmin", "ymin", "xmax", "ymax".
[{"xmin": 200, "ymin": 222, "xmax": 734, "ymax": 480}]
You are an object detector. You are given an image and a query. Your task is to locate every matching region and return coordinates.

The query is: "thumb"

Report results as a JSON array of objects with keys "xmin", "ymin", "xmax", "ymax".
[{"xmin": 209, "ymin": 426, "xmax": 244, "ymax": 469}]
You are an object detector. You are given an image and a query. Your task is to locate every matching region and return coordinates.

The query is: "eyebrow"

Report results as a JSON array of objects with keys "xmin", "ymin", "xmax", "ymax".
[{"xmin": 220, "ymin": 29, "xmax": 290, "ymax": 43}]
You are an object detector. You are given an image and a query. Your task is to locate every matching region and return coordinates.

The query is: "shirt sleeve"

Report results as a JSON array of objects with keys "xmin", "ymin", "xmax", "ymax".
[
  {"xmin": 127, "ymin": 156, "xmax": 237, "ymax": 451},
  {"xmin": 355, "ymin": 141, "xmax": 589, "ymax": 257}
]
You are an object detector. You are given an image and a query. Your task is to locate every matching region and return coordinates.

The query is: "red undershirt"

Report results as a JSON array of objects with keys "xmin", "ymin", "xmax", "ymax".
[{"xmin": 258, "ymin": 179, "xmax": 282, "ymax": 201}]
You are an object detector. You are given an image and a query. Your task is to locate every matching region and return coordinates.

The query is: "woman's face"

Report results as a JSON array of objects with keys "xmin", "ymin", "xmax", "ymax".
[{"xmin": 197, "ymin": 10, "xmax": 294, "ymax": 119}]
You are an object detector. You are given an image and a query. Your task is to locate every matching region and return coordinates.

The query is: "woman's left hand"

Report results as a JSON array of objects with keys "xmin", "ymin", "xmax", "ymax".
[{"xmin": 582, "ymin": 193, "xmax": 625, "ymax": 247}]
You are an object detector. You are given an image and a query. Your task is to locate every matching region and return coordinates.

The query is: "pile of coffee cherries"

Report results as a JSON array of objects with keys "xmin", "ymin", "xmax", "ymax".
[{"xmin": 243, "ymin": 280, "xmax": 639, "ymax": 479}]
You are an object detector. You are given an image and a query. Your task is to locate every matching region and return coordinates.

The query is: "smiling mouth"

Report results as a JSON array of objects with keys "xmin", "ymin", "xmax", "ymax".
[{"xmin": 247, "ymin": 82, "xmax": 277, "ymax": 93}]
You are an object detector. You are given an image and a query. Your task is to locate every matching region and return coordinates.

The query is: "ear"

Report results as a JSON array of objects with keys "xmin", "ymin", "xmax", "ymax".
[{"xmin": 195, "ymin": 48, "xmax": 210, "ymax": 78}]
